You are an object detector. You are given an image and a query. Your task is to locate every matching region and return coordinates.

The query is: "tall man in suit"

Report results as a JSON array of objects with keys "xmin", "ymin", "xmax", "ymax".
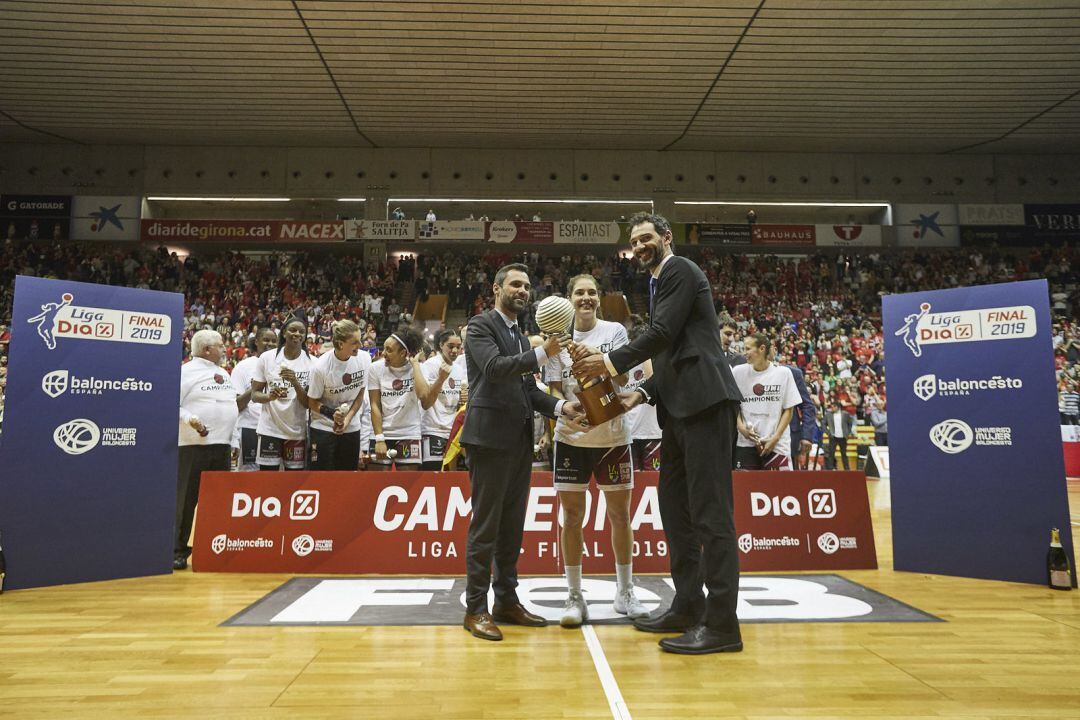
[
  {"xmin": 460, "ymin": 263, "xmax": 581, "ymax": 641},
  {"xmin": 572, "ymin": 213, "xmax": 744, "ymax": 655}
]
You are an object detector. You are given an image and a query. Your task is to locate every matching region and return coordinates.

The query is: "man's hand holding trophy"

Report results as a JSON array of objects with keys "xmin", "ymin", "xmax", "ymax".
[{"xmin": 534, "ymin": 295, "xmax": 626, "ymax": 428}]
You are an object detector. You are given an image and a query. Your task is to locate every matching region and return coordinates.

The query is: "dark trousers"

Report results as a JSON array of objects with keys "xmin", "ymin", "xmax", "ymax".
[
  {"xmin": 176, "ymin": 444, "xmax": 230, "ymax": 558},
  {"xmin": 826, "ymin": 437, "xmax": 849, "ymax": 470},
  {"xmin": 874, "ymin": 431, "xmax": 888, "ymax": 447},
  {"xmin": 310, "ymin": 427, "xmax": 361, "ymax": 471},
  {"xmin": 659, "ymin": 401, "xmax": 740, "ymax": 635},
  {"xmin": 464, "ymin": 421, "xmax": 533, "ymax": 614}
]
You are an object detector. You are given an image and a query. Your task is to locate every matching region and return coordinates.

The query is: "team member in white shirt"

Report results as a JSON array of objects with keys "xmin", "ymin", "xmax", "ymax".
[
  {"xmin": 250, "ymin": 316, "xmax": 314, "ymax": 470},
  {"xmin": 230, "ymin": 327, "xmax": 277, "ymax": 471},
  {"xmin": 418, "ymin": 329, "xmax": 468, "ymax": 470},
  {"xmin": 544, "ymin": 275, "xmax": 649, "ymax": 626},
  {"xmin": 306, "ymin": 319, "xmax": 371, "ymax": 471},
  {"xmin": 731, "ymin": 333, "xmax": 802, "ymax": 471},
  {"xmin": 369, "ymin": 326, "xmax": 431, "ymax": 468},
  {"xmin": 176, "ymin": 330, "xmax": 239, "ymax": 570},
  {"xmin": 623, "ymin": 323, "xmax": 662, "ymax": 472}
]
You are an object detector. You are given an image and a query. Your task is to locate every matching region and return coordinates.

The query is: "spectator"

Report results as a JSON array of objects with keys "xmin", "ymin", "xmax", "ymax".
[{"xmin": 822, "ymin": 401, "xmax": 855, "ymax": 470}]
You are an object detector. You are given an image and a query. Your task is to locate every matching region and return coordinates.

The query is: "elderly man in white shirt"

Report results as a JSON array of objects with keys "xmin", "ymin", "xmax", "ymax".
[{"xmin": 175, "ymin": 329, "xmax": 239, "ymax": 570}]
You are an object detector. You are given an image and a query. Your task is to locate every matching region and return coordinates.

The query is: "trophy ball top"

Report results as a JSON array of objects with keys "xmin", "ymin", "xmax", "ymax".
[{"xmin": 535, "ymin": 296, "xmax": 576, "ymax": 334}]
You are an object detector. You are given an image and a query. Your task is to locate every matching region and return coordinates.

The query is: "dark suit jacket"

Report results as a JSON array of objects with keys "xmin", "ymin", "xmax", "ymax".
[
  {"xmin": 609, "ymin": 255, "xmax": 741, "ymax": 423},
  {"xmin": 460, "ymin": 309, "xmax": 559, "ymax": 450},
  {"xmin": 786, "ymin": 365, "xmax": 817, "ymax": 442}
]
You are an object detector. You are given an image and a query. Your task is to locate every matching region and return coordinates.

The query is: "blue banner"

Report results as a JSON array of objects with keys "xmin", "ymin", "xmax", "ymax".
[
  {"xmin": 0, "ymin": 276, "xmax": 184, "ymax": 589},
  {"xmin": 883, "ymin": 279, "xmax": 1075, "ymax": 586}
]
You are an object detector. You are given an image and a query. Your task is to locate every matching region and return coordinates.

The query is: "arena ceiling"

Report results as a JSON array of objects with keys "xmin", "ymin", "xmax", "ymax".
[{"xmin": 0, "ymin": 0, "xmax": 1078, "ymax": 154}]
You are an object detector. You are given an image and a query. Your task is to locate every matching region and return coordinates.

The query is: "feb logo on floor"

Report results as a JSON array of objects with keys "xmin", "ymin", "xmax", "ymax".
[{"xmin": 222, "ymin": 575, "xmax": 940, "ymax": 627}]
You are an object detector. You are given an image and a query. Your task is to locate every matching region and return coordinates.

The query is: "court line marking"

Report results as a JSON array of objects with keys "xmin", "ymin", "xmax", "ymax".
[{"xmin": 582, "ymin": 625, "xmax": 632, "ymax": 720}]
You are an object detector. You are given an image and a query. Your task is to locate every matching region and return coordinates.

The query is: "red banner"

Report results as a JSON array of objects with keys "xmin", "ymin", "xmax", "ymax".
[
  {"xmin": 751, "ymin": 224, "xmax": 816, "ymax": 246},
  {"xmin": 140, "ymin": 219, "xmax": 346, "ymax": 243},
  {"xmin": 193, "ymin": 471, "xmax": 876, "ymax": 574}
]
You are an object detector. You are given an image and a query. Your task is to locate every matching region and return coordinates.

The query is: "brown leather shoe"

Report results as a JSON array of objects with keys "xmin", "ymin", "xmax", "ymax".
[
  {"xmin": 492, "ymin": 602, "xmax": 547, "ymax": 627},
  {"xmin": 463, "ymin": 612, "xmax": 503, "ymax": 641}
]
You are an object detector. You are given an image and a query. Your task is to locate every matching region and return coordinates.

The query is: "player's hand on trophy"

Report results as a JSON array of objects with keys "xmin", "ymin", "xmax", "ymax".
[
  {"xmin": 542, "ymin": 332, "xmax": 571, "ymax": 358},
  {"xmin": 618, "ymin": 391, "xmax": 645, "ymax": 411},
  {"xmin": 568, "ymin": 343, "xmax": 599, "ymax": 362},
  {"xmin": 561, "ymin": 400, "xmax": 585, "ymax": 421},
  {"xmin": 571, "ymin": 352, "xmax": 606, "ymax": 382},
  {"xmin": 564, "ymin": 415, "xmax": 593, "ymax": 434}
]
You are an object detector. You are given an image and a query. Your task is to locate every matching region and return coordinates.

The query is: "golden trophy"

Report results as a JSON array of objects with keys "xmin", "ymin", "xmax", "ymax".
[{"xmin": 535, "ymin": 296, "xmax": 625, "ymax": 427}]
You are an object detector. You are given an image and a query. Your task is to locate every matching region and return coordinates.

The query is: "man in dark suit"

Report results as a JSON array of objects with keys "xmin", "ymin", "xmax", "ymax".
[
  {"xmin": 823, "ymin": 401, "xmax": 855, "ymax": 470},
  {"xmin": 572, "ymin": 213, "xmax": 744, "ymax": 655},
  {"xmin": 460, "ymin": 263, "xmax": 580, "ymax": 641},
  {"xmin": 787, "ymin": 365, "xmax": 816, "ymax": 470}
]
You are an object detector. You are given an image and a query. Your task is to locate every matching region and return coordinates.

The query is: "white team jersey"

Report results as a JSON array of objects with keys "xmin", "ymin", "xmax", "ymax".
[
  {"xmin": 253, "ymin": 348, "xmax": 314, "ymax": 441},
  {"xmin": 308, "ymin": 350, "xmax": 371, "ymax": 434},
  {"xmin": 230, "ymin": 354, "xmax": 263, "ymax": 430},
  {"xmin": 732, "ymin": 362, "xmax": 802, "ymax": 458},
  {"xmin": 622, "ymin": 361, "xmax": 661, "ymax": 440},
  {"xmin": 420, "ymin": 354, "xmax": 466, "ymax": 438},
  {"xmin": 178, "ymin": 357, "xmax": 239, "ymax": 446},
  {"xmin": 369, "ymin": 359, "xmax": 422, "ymax": 440},
  {"xmin": 544, "ymin": 319, "xmax": 631, "ymax": 448}
]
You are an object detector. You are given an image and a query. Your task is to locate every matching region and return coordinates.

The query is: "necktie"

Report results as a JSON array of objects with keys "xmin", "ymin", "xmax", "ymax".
[
  {"xmin": 508, "ymin": 322, "xmax": 518, "ymax": 347},
  {"xmin": 649, "ymin": 276, "xmax": 658, "ymax": 316}
]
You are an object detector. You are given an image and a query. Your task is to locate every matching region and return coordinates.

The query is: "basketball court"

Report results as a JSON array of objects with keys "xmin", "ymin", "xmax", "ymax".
[{"xmin": 2, "ymin": 478, "xmax": 1078, "ymax": 719}]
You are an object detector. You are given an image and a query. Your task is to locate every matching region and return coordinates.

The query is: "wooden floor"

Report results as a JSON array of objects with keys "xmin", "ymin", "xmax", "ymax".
[{"xmin": 2, "ymin": 479, "xmax": 1079, "ymax": 720}]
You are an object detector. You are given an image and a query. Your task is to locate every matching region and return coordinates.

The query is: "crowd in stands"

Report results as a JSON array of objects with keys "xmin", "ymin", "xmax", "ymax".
[{"xmin": 1, "ymin": 237, "xmax": 1078, "ymax": 432}]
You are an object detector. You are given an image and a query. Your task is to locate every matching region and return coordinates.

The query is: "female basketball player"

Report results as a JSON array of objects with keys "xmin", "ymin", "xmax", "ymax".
[
  {"xmin": 306, "ymin": 319, "xmax": 371, "ymax": 471},
  {"xmin": 545, "ymin": 275, "xmax": 648, "ymax": 627},
  {"xmin": 418, "ymin": 329, "xmax": 468, "ymax": 470},
  {"xmin": 368, "ymin": 326, "xmax": 430, "ymax": 468},
  {"xmin": 250, "ymin": 315, "xmax": 314, "ymax": 470}
]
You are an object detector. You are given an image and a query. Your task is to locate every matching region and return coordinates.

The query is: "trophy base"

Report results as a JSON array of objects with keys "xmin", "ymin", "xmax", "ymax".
[{"xmin": 576, "ymin": 376, "xmax": 625, "ymax": 427}]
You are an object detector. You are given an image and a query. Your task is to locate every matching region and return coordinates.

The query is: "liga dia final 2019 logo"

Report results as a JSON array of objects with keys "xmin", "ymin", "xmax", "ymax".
[
  {"xmin": 894, "ymin": 302, "xmax": 1036, "ymax": 357},
  {"xmin": 26, "ymin": 292, "xmax": 171, "ymax": 350}
]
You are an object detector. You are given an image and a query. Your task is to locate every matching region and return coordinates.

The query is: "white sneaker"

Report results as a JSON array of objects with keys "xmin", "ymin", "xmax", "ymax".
[
  {"xmin": 560, "ymin": 591, "xmax": 589, "ymax": 627},
  {"xmin": 614, "ymin": 587, "xmax": 650, "ymax": 619}
]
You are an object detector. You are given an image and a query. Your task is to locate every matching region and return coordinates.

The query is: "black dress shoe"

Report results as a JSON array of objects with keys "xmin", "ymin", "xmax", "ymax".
[
  {"xmin": 659, "ymin": 625, "xmax": 743, "ymax": 655},
  {"xmin": 172, "ymin": 557, "xmax": 188, "ymax": 570},
  {"xmin": 492, "ymin": 602, "xmax": 547, "ymax": 627},
  {"xmin": 632, "ymin": 607, "xmax": 703, "ymax": 633}
]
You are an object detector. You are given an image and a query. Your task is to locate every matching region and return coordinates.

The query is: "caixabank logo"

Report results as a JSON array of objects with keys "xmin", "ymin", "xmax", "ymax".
[{"xmin": 27, "ymin": 292, "xmax": 171, "ymax": 350}]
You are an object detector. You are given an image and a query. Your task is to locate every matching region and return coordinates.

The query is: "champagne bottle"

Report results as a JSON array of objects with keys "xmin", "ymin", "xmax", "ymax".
[
  {"xmin": 1048, "ymin": 528, "xmax": 1072, "ymax": 591},
  {"xmin": 0, "ymin": 530, "xmax": 7, "ymax": 594}
]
